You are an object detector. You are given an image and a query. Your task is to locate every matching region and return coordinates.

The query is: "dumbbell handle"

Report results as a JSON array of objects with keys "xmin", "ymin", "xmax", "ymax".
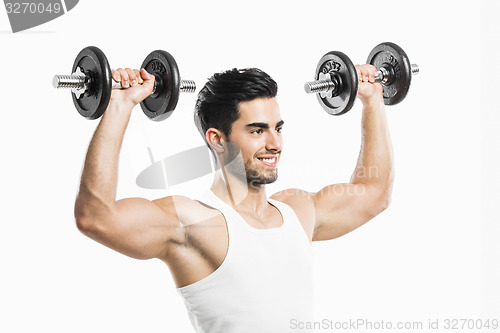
[
  {"xmin": 304, "ymin": 63, "xmax": 419, "ymax": 94},
  {"xmin": 52, "ymin": 73, "xmax": 196, "ymax": 96}
]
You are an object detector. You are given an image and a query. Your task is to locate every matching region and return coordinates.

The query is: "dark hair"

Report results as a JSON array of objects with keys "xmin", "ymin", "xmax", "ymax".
[{"xmin": 194, "ymin": 68, "xmax": 278, "ymax": 144}]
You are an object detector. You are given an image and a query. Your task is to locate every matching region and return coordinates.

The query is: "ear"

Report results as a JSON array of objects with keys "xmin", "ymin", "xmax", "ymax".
[{"xmin": 206, "ymin": 128, "xmax": 225, "ymax": 153}]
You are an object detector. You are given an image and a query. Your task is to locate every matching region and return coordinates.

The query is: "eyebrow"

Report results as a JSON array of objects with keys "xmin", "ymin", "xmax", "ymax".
[{"xmin": 246, "ymin": 120, "xmax": 285, "ymax": 129}]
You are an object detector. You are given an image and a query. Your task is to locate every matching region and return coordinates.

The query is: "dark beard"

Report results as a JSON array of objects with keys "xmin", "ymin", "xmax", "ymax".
[
  {"xmin": 245, "ymin": 158, "xmax": 278, "ymax": 186},
  {"xmin": 223, "ymin": 142, "xmax": 278, "ymax": 186}
]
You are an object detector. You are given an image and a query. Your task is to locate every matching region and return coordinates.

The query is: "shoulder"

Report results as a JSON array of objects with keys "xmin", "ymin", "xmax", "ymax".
[
  {"xmin": 271, "ymin": 189, "xmax": 316, "ymax": 241},
  {"xmin": 271, "ymin": 188, "xmax": 314, "ymax": 203}
]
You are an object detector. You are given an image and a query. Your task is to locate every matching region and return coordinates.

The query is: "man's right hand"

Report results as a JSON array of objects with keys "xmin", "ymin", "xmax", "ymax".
[{"xmin": 110, "ymin": 68, "xmax": 155, "ymax": 109}]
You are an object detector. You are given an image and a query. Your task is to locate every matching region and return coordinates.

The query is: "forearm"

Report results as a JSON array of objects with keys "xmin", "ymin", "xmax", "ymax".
[
  {"xmin": 75, "ymin": 103, "xmax": 133, "ymax": 221},
  {"xmin": 351, "ymin": 98, "xmax": 394, "ymax": 192}
]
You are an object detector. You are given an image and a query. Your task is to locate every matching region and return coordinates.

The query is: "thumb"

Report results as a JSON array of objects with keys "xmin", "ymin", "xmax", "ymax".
[
  {"xmin": 140, "ymin": 68, "xmax": 156, "ymax": 95},
  {"xmin": 126, "ymin": 69, "xmax": 155, "ymax": 105}
]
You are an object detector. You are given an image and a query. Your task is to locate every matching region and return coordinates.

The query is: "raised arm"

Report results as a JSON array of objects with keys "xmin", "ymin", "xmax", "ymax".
[
  {"xmin": 311, "ymin": 64, "xmax": 394, "ymax": 241},
  {"xmin": 74, "ymin": 68, "xmax": 181, "ymax": 260}
]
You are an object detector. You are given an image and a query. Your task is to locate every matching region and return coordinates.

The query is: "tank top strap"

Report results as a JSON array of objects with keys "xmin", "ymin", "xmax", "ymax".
[
  {"xmin": 196, "ymin": 189, "xmax": 230, "ymax": 215},
  {"xmin": 268, "ymin": 198, "xmax": 313, "ymax": 247},
  {"xmin": 195, "ymin": 190, "xmax": 246, "ymax": 236}
]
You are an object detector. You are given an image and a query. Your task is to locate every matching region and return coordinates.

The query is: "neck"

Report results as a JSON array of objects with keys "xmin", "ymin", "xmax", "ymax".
[{"xmin": 211, "ymin": 169, "xmax": 269, "ymax": 212}]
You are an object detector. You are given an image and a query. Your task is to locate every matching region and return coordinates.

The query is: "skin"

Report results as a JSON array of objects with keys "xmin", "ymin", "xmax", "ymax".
[{"xmin": 74, "ymin": 64, "xmax": 393, "ymax": 288}]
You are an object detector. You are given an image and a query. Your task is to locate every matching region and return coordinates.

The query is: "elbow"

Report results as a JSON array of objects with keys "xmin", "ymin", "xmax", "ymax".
[
  {"xmin": 366, "ymin": 186, "xmax": 392, "ymax": 217},
  {"xmin": 365, "ymin": 197, "xmax": 390, "ymax": 221},
  {"xmin": 74, "ymin": 211, "xmax": 93, "ymax": 235},
  {"xmin": 74, "ymin": 199, "xmax": 111, "ymax": 237},
  {"xmin": 374, "ymin": 189, "xmax": 392, "ymax": 215},
  {"xmin": 378, "ymin": 194, "xmax": 391, "ymax": 213},
  {"xmin": 74, "ymin": 207, "xmax": 98, "ymax": 236},
  {"xmin": 375, "ymin": 175, "xmax": 394, "ymax": 213}
]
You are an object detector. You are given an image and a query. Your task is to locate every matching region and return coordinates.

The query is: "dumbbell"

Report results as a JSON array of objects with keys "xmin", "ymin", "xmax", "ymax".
[
  {"xmin": 53, "ymin": 46, "xmax": 196, "ymax": 121},
  {"xmin": 304, "ymin": 42, "xmax": 419, "ymax": 115}
]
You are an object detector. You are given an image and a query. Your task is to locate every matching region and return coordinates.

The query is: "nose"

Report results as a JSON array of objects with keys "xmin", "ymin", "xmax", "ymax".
[{"xmin": 266, "ymin": 130, "xmax": 282, "ymax": 152}]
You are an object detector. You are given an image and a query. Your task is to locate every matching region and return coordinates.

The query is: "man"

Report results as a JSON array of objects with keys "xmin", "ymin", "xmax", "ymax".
[{"xmin": 74, "ymin": 64, "xmax": 393, "ymax": 332}]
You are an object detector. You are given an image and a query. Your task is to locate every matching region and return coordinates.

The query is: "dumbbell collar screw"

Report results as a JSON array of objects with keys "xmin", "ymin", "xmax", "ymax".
[
  {"xmin": 72, "ymin": 68, "xmax": 89, "ymax": 98},
  {"xmin": 304, "ymin": 72, "xmax": 340, "ymax": 98},
  {"xmin": 52, "ymin": 67, "xmax": 89, "ymax": 99}
]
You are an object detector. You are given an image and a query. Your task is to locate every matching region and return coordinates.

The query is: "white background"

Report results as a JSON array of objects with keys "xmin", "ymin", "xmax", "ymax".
[{"xmin": 0, "ymin": 0, "xmax": 498, "ymax": 332}]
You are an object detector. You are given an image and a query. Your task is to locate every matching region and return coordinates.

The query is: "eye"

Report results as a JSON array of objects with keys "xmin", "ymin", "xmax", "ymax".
[
  {"xmin": 276, "ymin": 127, "xmax": 283, "ymax": 133},
  {"xmin": 251, "ymin": 129, "xmax": 264, "ymax": 135}
]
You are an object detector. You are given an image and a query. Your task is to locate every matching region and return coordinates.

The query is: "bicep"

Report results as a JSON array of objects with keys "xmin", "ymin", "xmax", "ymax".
[
  {"xmin": 312, "ymin": 183, "xmax": 386, "ymax": 241},
  {"xmin": 80, "ymin": 197, "xmax": 182, "ymax": 260}
]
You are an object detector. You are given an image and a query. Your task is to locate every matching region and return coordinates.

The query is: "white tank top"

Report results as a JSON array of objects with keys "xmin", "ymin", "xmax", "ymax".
[{"xmin": 177, "ymin": 190, "xmax": 314, "ymax": 333}]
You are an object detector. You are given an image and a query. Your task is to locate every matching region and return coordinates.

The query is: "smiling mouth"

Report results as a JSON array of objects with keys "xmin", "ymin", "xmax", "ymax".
[{"xmin": 257, "ymin": 154, "xmax": 279, "ymax": 167}]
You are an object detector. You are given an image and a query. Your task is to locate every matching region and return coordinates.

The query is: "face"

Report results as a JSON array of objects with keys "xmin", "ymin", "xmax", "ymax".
[{"xmin": 226, "ymin": 97, "xmax": 283, "ymax": 186}]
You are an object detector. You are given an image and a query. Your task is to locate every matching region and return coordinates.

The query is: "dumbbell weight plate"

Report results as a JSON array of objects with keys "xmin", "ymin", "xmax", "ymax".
[
  {"xmin": 315, "ymin": 51, "xmax": 358, "ymax": 116},
  {"xmin": 367, "ymin": 42, "xmax": 412, "ymax": 105},
  {"xmin": 71, "ymin": 46, "xmax": 112, "ymax": 119},
  {"xmin": 140, "ymin": 50, "xmax": 180, "ymax": 121}
]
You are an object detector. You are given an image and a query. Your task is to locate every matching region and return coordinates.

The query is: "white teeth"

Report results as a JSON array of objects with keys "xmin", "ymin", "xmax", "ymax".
[
  {"xmin": 258, "ymin": 154, "xmax": 279, "ymax": 165},
  {"xmin": 261, "ymin": 157, "xmax": 276, "ymax": 164}
]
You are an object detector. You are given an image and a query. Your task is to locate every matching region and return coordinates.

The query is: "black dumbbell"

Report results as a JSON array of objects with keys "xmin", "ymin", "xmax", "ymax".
[
  {"xmin": 304, "ymin": 42, "xmax": 419, "ymax": 115},
  {"xmin": 53, "ymin": 46, "xmax": 196, "ymax": 121}
]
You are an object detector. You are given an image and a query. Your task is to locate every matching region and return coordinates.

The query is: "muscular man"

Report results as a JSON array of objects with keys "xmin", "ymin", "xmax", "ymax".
[{"xmin": 74, "ymin": 64, "xmax": 393, "ymax": 332}]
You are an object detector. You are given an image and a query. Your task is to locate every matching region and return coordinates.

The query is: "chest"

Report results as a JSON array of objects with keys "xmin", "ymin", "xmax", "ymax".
[{"xmin": 236, "ymin": 206, "xmax": 283, "ymax": 230}]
